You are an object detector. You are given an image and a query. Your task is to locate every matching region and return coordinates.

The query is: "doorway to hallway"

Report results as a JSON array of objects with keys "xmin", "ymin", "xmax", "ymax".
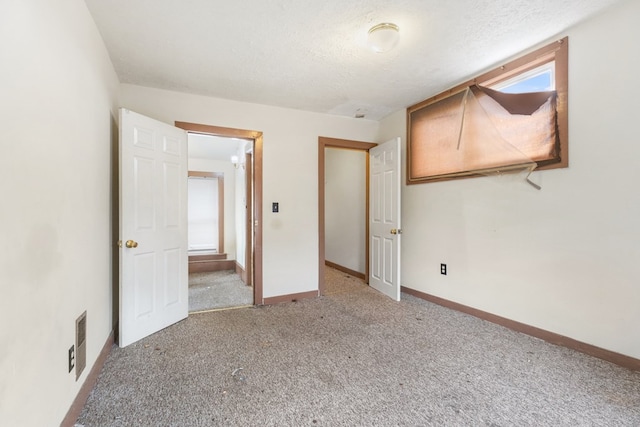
[{"xmin": 176, "ymin": 121, "xmax": 264, "ymax": 307}]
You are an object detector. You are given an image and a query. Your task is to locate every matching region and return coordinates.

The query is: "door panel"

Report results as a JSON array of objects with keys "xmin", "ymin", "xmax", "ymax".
[
  {"xmin": 164, "ymin": 248, "xmax": 181, "ymax": 305},
  {"xmin": 134, "ymin": 157, "xmax": 155, "ymax": 230},
  {"xmin": 133, "ymin": 252, "xmax": 155, "ymax": 318},
  {"xmin": 164, "ymin": 163, "xmax": 181, "ymax": 228},
  {"xmin": 369, "ymin": 137, "xmax": 401, "ymax": 301},
  {"xmin": 120, "ymin": 108, "xmax": 188, "ymax": 347}
]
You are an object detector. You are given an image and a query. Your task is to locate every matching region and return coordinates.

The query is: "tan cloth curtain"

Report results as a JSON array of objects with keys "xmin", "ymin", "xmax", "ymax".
[{"xmin": 409, "ymin": 85, "xmax": 559, "ymax": 181}]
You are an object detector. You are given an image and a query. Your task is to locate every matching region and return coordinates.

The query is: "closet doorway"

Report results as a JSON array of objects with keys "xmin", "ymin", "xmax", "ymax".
[{"xmin": 318, "ymin": 137, "xmax": 376, "ymax": 295}]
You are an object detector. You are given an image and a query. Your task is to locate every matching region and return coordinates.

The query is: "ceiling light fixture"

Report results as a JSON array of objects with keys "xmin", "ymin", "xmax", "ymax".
[
  {"xmin": 368, "ymin": 23, "xmax": 400, "ymax": 53},
  {"xmin": 231, "ymin": 154, "xmax": 243, "ymax": 169}
]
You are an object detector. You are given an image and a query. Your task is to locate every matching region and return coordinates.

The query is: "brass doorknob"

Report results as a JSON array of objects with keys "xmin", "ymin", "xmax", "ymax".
[
  {"xmin": 390, "ymin": 229, "xmax": 403, "ymax": 235},
  {"xmin": 125, "ymin": 240, "xmax": 138, "ymax": 248}
]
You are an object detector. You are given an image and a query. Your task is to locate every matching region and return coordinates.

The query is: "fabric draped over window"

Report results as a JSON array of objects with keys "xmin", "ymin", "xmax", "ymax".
[{"xmin": 408, "ymin": 85, "xmax": 559, "ymax": 187}]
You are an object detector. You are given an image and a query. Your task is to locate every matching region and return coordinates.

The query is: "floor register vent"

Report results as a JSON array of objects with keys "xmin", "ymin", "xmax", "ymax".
[{"xmin": 76, "ymin": 311, "xmax": 87, "ymax": 380}]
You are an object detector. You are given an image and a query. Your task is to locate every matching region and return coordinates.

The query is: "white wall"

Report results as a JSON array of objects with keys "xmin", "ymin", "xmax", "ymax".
[
  {"xmin": 188, "ymin": 157, "xmax": 237, "ymax": 259},
  {"xmin": 120, "ymin": 85, "xmax": 379, "ymax": 298},
  {"xmin": 0, "ymin": 0, "xmax": 120, "ymax": 425},
  {"xmin": 378, "ymin": 0, "xmax": 640, "ymax": 359},
  {"xmin": 325, "ymin": 148, "xmax": 367, "ymax": 273}
]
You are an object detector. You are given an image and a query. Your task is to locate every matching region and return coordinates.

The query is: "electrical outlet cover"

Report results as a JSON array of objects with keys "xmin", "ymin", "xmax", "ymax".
[{"xmin": 68, "ymin": 346, "xmax": 75, "ymax": 372}]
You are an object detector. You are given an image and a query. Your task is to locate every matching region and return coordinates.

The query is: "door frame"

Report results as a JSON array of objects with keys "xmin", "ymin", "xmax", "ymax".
[
  {"xmin": 244, "ymin": 152, "xmax": 253, "ymax": 286},
  {"xmin": 176, "ymin": 121, "xmax": 264, "ymax": 305},
  {"xmin": 318, "ymin": 137, "xmax": 377, "ymax": 296}
]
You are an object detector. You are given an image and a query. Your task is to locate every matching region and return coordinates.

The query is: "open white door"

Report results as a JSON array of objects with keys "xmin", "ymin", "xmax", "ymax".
[
  {"xmin": 119, "ymin": 109, "xmax": 188, "ymax": 347},
  {"xmin": 369, "ymin": 137, "xmax": 401, "ymax": 301}
]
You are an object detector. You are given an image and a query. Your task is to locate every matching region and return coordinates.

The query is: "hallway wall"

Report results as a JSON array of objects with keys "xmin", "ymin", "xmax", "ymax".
[{"xmin": 325, "ymin": 148, "xmax": 367, "ymax": 274}]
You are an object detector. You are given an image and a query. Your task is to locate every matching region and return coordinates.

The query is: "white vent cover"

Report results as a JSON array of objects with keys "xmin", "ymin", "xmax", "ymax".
[{"xmin": 76, "ymin": 311, "xmax": 87, "ymax": 380}]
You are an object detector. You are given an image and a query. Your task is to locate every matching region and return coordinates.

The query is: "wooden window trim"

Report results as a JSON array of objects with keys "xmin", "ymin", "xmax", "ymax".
[{"xmin": 407, "ymin": 37, "xmax": 568, "ymax": 185}]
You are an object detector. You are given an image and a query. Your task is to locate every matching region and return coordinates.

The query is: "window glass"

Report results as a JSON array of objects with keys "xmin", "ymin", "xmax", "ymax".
[{"xmin": 492, "ymin": 62, "xmax": 555, "ymax": 93}]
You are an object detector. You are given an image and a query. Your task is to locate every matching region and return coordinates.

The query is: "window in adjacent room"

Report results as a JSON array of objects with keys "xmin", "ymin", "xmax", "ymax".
[{"xmin": 187, "ymin": 171, "xmax": 224, "ymax": 253}]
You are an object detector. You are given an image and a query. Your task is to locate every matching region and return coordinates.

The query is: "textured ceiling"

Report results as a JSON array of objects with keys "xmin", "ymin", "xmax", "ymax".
[{"xmin": 84, "ymin": 0, "xmax": 623, "ymax": 121}]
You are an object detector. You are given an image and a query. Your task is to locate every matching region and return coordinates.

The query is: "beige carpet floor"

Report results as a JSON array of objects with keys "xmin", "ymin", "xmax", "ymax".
[
  {"xmin": 189, "ymin": 270, "xmax": 253, "ymax": 312},
  {"xmin": 78, "ymin": 267, "xmax": 640, "ymax": 426}
]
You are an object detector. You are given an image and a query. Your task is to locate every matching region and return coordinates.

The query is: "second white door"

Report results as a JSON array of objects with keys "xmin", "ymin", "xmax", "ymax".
[{"xmin": 369, "ymin": 137, "xmax": 401, "ymax": 301}]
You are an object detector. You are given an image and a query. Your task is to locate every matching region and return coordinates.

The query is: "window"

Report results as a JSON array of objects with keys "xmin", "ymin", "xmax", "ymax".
[
  {"xmin": 407, "ymin": 37, "xmax": 568, "ymax": 185},
  {"xmin": 492, "ymin": 62, "xmax": 555, "ymax": 93},
  {"xmin": 187, "ymin": 171, "xmax": 224, "ymax": 253}
]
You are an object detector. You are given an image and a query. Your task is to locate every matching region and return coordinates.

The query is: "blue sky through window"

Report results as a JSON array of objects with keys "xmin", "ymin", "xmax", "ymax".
[
  {"xmin": 491, "ymin": 61, "xmax": 555, "ymax": 94},
  {"xmin": 499, "ymin": 73, "xmax": 553, "ymax": 93}
]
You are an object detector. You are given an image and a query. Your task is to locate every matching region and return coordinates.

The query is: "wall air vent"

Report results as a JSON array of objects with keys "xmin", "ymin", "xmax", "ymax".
[{"xmin": 76, "ymin": 311, "xmax": 87, "ymax": 380}]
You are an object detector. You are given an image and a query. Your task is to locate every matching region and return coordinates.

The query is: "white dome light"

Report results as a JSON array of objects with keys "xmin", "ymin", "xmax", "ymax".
[{"xmin": 368, "ymin": 23, "xmax": 400, "ymax": 53}]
